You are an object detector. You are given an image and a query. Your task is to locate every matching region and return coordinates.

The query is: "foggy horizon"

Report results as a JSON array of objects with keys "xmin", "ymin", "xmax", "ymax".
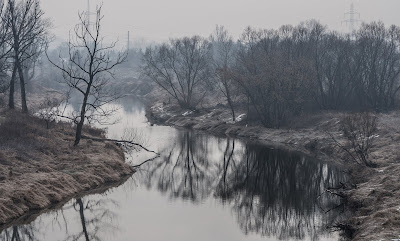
[{"xmin": 42, "ymin": 0, "xmax": 400, "ymax": 48}]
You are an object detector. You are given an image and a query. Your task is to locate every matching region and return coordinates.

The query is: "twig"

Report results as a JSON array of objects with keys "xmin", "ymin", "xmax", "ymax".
[
  {"xmin": 326, "ymin": 131, "xmax": 362, "ymax": 166},
  {"xmin": 325, "ymin": 189, "xmax": 346, "ymax": 198},
  {"xmin": 131, "ymin": 155, "xmax": 160, "ymax": 169},
  {"xmin": 81, "ymin": 135, "xmax": 159, "ymax": 155}
]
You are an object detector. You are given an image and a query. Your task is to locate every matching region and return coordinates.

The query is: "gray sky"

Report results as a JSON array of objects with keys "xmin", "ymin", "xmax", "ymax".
[{"xmin": 41, "ymin": 0, "xmax": 400, "ymax": 47}]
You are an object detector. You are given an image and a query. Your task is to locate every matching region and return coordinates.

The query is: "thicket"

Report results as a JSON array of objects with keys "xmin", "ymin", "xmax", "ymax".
[{"xmin": 143, "ymin": 21, "xmax": 400, "ymax": 128}]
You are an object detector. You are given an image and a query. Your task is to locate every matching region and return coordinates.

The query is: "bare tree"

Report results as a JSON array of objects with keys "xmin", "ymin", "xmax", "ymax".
[
  {"xmin": 233, "ymin": 27, "xmax": 316, "ymax": 127},
  {"xmin": 143, "ymin": 36, "xmax": 212, "ymax": 109},
  {"xmin": 210, "ymin": 25, "xmax": 238, "ymax": 121},
  {"xmin": 22, "ymin": 37, "xmax": 47, "ymax": 91},
  {"xmin": 47, "ymin": 5, "xmax": 126, "ymax": 146},
  {"xmin": 0, "ymin": 0, "xmax": 11, "ymax": 94},
  {"xmin": 354, "ymin": 22, "xmax": 400, "ymax": 111},
  {"xmin": 334, "ymin": 112, "xmax": 378, "ymax": 167},
  {"xmin": 6, "ymin": 0, "xmax": 49, "ymax": 112}
]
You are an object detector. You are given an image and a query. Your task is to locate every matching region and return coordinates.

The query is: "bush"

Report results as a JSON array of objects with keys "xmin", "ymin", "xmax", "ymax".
[{"xmin": 340, "ymin": 112, "xmax": 378, "ymax": 167}]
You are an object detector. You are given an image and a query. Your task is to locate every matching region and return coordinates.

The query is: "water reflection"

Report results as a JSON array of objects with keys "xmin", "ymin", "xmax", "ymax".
[
  {"xmin": 216, "ymin": 143, "xmax": 343, "ymax": 240},
  {"xmin": 0, "ymin": 225, "xmax": 39, "ymax": 241},
  {"xmin": 61, "ymin": 198, "xmax": 118, "ymax": 241},
  {"xmin": 0, "ymin": 98, "xmax": 346, "ymax": 241},
  {"xmin": 143, "ymin": 131, "xmax": 345, "ymax": 240},
  {"xmin": 118, "ymin": 96, "xmax": 145, "ymax": 114},
  {"xmin": 0, "ymin": 196, "xmax": 119, "ymax": 241},
  {"xmin": 143, "ymin": 131, "xmax": 218, "ymax": 202}
]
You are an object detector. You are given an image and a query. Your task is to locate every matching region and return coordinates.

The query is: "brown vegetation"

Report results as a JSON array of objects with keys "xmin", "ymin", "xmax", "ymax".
[{"xmin": 0, "ymin": 110, "xmax": 134, "ymax": 225}]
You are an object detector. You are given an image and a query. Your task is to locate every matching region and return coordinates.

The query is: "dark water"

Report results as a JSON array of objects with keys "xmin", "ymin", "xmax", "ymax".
[{"xmin": 0, "ymin": 97, "xmax": 346, "ymax": 241}]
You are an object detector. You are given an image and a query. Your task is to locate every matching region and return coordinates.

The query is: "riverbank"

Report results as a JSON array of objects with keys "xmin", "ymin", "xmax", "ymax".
[
  {"xmin": 0, "ymin": 110, "xmax": 134, "ymax": 225},
  {"xmin": 147, "ymin": 101, "xmax": 400, "ymax": 240}
]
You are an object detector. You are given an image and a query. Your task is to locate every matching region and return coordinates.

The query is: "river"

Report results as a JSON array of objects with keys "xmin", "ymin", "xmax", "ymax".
[{"xmin": 0, "ymin": 96, "xmax": 347, "ymax": 241}]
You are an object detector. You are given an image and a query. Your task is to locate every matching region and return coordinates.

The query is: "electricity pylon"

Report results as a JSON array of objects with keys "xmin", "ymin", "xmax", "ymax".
[{"xmin": 342, "ymin": 3, "xmax": 361, "ymax": 35}]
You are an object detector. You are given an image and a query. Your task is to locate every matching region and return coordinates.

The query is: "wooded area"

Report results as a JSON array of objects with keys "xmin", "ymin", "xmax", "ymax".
[{"xmin": 144, "ymin": 21, "xmax": 400, "ymax": 128}]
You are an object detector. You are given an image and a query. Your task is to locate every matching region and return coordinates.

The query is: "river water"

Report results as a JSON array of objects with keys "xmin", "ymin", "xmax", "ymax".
[{"xmin": 0, "ymin": 97, "xmax": 346, "ymax": 241}]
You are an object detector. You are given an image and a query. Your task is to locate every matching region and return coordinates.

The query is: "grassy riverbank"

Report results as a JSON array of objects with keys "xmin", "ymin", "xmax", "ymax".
[
  {"xmin": 147, "ymin": 101, "xmax": 400, "ymax": 240},
  {"xmin": 0, "ymin": 110, "xmax": 134, "ymax": 225}
]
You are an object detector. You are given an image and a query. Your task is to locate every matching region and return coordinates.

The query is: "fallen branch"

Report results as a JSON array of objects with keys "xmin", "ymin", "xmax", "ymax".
[
  {"xmin": 81, "ymin": 135, "xmax": 160, "ymax": 155},
  {"xmin": 317, "ymin": 187, "xmax": 346, "ymax": 199},
  {"xmin": 328, "ymin": 223, "xmax": 355, "ymax": 238},
  {"xmin": 326, "ymin": 189, "xmax": 346, "ymax": 198}
]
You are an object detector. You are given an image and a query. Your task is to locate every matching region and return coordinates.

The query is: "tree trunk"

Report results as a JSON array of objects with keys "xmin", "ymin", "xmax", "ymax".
[
  {"xmin": 74, "ymin": 91, "xmax": 90, "ymax": 146},
  {"xmin": 8, "ymin": 64, "xmax": 17, "ymax": 109},
  {"xmin": 74, "ymin": 116, "xmax": 85, "ymax": 146},
  {"xmin": 228, "ymin": 99, "xmax": 235, "ymax": 122},
  {"xmin": 226, "ymin": 89, "xmax": 235, "ymax": 121},
  {"xmin": 17, "ymin": 63, "xmax": 28, "ymax": 113}
]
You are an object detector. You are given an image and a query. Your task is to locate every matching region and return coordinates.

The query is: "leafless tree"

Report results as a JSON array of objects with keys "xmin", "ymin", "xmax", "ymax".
[
  {"xmin": 5, "ymin": 0, "xmax": 50, "ymax": 112},
  {"xmin": 47, "ymin": 5, "xmax": 127, "ymax": 146},
  {"xmin": 333, "ymin": 112, "xmax": 378, "ymax": 167},
  {"xmin": 354, "ymin": 22, "xmax": 400, "ymax": 111},
  {"xmin": 0, "ymin": 0, "xmax": 11, "ymax": 94},
  {"xmin": 143, "ymin": 36, "xmax": 213, "ymax": 109},
  {"xmin": 35, "ymin": 96, "xmax": 62, "ymax": 129},
  {"xmin": 210, "ymin": 25, "xmax": 239, "ymax": 121},
  {"xmin": 22, "ymin": 37, "xmax": 47, "ymax": 91},
  {"xmin": 233, "ymin": 27, "xmax": 316, "ymax": 127}
]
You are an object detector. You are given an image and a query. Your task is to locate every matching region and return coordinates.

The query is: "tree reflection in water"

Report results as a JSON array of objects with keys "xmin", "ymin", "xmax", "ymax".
[
  {"xmin": 145, "ymin": 130, "xmax": 346, "ymax": 240},
  {"xmin": 216, "ymin": 143, "xmax": 345, "ymax": 240},
  {"xmin": 62, "ymin": 198, "xmax": 119, "ymax": 241},
  {"xmin": 143, "ymin": 131, "xmax": 222, "ymax": 202},
  {"xmin": 0, "ymin": 197, "xmax": 118, "ymax": 241},
  {"xmin": 0, "ymin": 225, "xmax": 40, "ymax": 241},
  {"xmin": 0, "ymin": 130, "xmax": 346, "ymax": 241}
]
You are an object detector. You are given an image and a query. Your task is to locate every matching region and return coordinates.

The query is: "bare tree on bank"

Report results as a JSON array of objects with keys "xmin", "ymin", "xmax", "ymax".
[
  {"xmin": 0, "ymin": 0, "xmax": 12, "ymax": 94},
  {"xmin": 6, "ymin": 0, "xmax": 49, "ymax": 112},
  {"xmin": 210, "ymin": 25, "xmax": 238, "ymax": 121},
  {"xmin": 143, "ymin": 36, "xmax": 213, "ymax": 109},
  {"xmin": 47, "ymin": 5, "xmax": 126, "ymax": 146}
]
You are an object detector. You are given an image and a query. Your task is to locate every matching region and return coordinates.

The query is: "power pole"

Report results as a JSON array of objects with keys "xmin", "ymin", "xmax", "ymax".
[
  {"xmin": 85, "ymin": 0, "xmax": 96, "ymax": 29},
  {"xmin": 342, "ymin": 3, "xmax": 361, "ymax": 35},
  {"xmin": 127, "ymin": 31, "xmax": 130, "ymax": 51}
]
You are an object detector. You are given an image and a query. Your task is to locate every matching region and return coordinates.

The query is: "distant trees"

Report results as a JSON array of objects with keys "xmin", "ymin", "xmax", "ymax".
[
  {"xmin": 48, "ymin": 6, "xmax": 126, "ymax": 146},
  {"xmin": 233, "ymin": 26, "xmax": 316, "ymax": 127},
  {"xmin": 354, "ymin": 23, "xmax": 400, "ymax": 110},
  {"xmin": 5, "ymin": 0, "xmax": 49, "ymax": 112},
  {"xmin": 143, "ymin": 36, "xmax": 213, "ymax": 109},
  {"xmin": 144, "ymin": 21, "xmax": 400, "ymax": 127},
  {"xmin": 0, "ymin": 0, "xmax": 11, "ymax": 94},
  {"xmin": 210, "ymin": 26, "xmax": 238, "ymax": 121}
]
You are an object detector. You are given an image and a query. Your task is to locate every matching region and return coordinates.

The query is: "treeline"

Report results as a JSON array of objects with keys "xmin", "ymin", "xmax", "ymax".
[
  {"xmin": 143, "ymin": 21, "xmax": 400, "ymax": 128},
  {"xmin": 0, "ymin": 0, "xmax": 49, "ymax": 112}
]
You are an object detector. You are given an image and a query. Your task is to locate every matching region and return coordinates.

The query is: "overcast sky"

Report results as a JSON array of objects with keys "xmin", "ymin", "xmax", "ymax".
[{"xmin": 41, "ymin": 0, "xmax": 400, "ymax": 47}]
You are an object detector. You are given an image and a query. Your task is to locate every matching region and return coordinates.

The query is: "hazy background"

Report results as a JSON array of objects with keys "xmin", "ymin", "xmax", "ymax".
[{"xmin": 42, "ymin": 0, "xmax": 400, "ymax": 47}]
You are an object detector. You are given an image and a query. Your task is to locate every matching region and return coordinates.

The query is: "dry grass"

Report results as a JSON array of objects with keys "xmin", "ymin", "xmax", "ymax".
[
  {"xmin": 0, "ymin": 110, "xmax": 133, "ymax": 225},
  {"xmin": 342, "ymin": 112, "xmax": 400, "ymax": 240}
]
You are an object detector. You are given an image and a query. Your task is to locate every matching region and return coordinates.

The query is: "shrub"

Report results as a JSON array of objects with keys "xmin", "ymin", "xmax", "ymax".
[{"xmin": 340, "ymin": 112, "xmax": 378, "ymax": 167}]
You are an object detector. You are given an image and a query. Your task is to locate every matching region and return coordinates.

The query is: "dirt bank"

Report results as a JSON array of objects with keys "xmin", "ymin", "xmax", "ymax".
[
  {"xmin": 0, "ymin": 110, "xmax": 134, "ymax": 225},
  {"xmin": 147, "ymin": 102, "xmax": 400, "ymax": 240}
]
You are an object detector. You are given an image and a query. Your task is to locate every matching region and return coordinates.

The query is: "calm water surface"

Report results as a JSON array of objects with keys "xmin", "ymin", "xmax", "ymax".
[{"xmin": 0, "ymin": 97, "xmax": 346, "ymax": 241}]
